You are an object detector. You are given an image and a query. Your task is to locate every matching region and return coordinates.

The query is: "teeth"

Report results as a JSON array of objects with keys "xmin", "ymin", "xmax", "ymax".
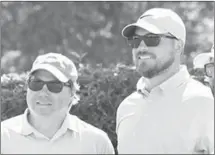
[
  {"xmin": 139, "ymin": 55, "xmax": 151, "ymax": 59},
  {"xmin": 36, "ymin": 101, "xmax": 51, "ymax": 105}
]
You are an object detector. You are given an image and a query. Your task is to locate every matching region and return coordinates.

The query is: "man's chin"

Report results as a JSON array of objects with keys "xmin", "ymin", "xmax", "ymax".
[{"xmin": 137, "ymin": 68, "xmax": 156, "ymax": 79}]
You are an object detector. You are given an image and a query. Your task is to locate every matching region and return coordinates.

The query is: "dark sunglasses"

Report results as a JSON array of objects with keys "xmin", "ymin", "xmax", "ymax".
[
  {"xmin": 27, "ymin": 78, "xmax": 71, "ymax": 93},
  {"xmin": 127, "ymin": 33, "xmax": 177, "ymax": 48},
  {"xmin": 204, "ymin": 63, "xmax": 214, "ymax": 77}
]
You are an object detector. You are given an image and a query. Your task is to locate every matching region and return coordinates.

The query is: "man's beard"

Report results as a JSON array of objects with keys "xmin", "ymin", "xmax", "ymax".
[{"xmin": 136, "ymin": 55, "xmax": 175, "ymax": 78}]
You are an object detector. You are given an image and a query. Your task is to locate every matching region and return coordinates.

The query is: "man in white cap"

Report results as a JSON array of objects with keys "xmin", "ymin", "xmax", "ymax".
[
  {"xmin": 1, "ymin": 53, "xmax": 115, "ymax": 154},
  {"xmin": 116, "ymin": 8, "xmax": 214, "ymax": 154},
  {"xmin": 193, "ymin": 44, "xmax": 214, "ymax": 94}
]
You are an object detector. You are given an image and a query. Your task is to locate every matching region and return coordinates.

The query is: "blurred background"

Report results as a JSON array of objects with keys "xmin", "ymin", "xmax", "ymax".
[{"xmin": 1, "ymin": 1, "xmax": 214, "ymax": 74}]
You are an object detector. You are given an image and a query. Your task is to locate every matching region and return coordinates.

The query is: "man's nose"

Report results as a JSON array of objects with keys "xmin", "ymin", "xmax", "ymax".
[
  {"xmin": 39, "ymin": 84, "xmax": 50, "ymax": 95},
  {"xmin": 137, "ymin": 40, "xmax": 148, "ymax": 51}
]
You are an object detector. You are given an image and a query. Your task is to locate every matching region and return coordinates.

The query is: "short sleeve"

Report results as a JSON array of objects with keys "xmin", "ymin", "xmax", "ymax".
[
  {"xmin": 116, "ymin": 92, "xmax": 143, "ymax": 134},
  {"xmin": 96, "ymin": 132, "xmax": 115, "ymax": 154}
]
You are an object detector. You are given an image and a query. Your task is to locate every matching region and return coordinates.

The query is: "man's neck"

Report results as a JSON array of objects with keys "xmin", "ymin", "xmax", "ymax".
[
  {"xmin": 28, "ymin": 112, "xmax": 67, "ymax": 139},
  {"xmin": 147, "ymin": 63, "xmax": 181, "ymax": 90}
]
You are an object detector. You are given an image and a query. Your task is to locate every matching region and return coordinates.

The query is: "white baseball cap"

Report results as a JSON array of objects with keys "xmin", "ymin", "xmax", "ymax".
[
  {"xmin": 122, "ymin": 8, "xmax": 186, "ymax": 44},
  {"xmin": 193, "ymin": 45, "xmax": 214, "ymax": 69},
  {"xmin": 30, "ymin": 53, "xmax": 78, "ymax": 83}
]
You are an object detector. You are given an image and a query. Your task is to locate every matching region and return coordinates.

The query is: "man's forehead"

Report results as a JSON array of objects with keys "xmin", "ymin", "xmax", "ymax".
[
  {"xmin": 31, "ymin": 69, "xmax": 58, "ymax": 80},
  {"xmin": 134, "ymin": 27, "xmax": 170, "ymax": 36},
  {"xmin": 134, "ymin": 27, "xmax": 149, "ymax": 36}
]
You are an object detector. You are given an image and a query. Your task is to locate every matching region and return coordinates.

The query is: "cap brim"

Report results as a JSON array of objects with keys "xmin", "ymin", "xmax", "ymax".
[
  {"xmin": 193, "ymin": 53, "xmax": 214, "ymax": 69},
  {"xmin": 30, "ymin": 64, "xmax": 69, "ymax": 83},
  {"xmin": 122, "ymin": 21, "xmax": 167, "ymax": 38}
]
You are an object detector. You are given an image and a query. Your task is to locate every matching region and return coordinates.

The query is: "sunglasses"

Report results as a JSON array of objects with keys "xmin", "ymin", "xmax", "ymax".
[
  {"xmin": 127, "ymin": 33, "xmax": 177, "ymax": 48},
  {"xmin": 204, "ymin": 63, "xmax": 214, "ymax": 77},
  {"xmin": 27, "ymin": 78, "xmax": 71, "ymax": 93}
]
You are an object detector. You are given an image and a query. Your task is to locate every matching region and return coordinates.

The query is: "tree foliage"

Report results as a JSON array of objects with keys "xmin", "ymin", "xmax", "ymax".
[{"xmin": 1, "ymin": 2, "xmax": 214, "ymax": 73}]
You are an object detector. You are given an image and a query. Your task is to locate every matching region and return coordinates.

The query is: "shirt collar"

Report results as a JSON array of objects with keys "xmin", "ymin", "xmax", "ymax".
[
  {"xmin": 21, "ymin": 109, "xmax": 79, "ymax": 136},
  {"xmin": 136, "ymin": 65, "xmax": 190, "ymax": 94},
  {"xmin": 136, "ymin": 77, "xmax": 151, "ymax": 96},
  {"xmin": 61, "ymin": 113, "xmax": 79, "ymax": 133},
  {"xmin": 159, "ymin": 65, "xmax": 190, "ymax": 91},
  {"xmin": 21, "ymin": 109, "xmax": 34, "ymax": 135}
]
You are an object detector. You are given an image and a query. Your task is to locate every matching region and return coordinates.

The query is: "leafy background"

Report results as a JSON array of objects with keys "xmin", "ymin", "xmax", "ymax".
[{"xmin": 1, "ymin": 2, "xmax": 214, "ymax": 73}]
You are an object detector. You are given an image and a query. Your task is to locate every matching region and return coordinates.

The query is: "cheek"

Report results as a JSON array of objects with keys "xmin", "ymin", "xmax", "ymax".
[
  {"xmin": 57, "ymin": 94, "xmax": 70, "ymax": 105},
  {"xmin": 26, "ymin": 89, "xmax": 36, "ymax": 103},
  {"xmin": 132, "ymin": 49, "xmax": 136, "ymax": 58},
  {"xmin": 26, "ymin": 90, "xmax": 42, "ymax": 110},
  {"xmin": 132, "ymin": 49, "xmax": 138, "ymax": 63},
  {"xmin": 56, "ymin": 90, "xmax": 71, "ymax": 106},
  {"xmin": 155, "ymin": 46, "xmax": 174, "ymax": 60},
  {"xmin": 158, "ymin": 39, "xmax": 174, "ymax": 52}
]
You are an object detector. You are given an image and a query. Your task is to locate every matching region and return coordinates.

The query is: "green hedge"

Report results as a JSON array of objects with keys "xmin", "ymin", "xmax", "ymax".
[{"xmin": 0, "ymin": 65, "xmax": 205, "ymax": 151}]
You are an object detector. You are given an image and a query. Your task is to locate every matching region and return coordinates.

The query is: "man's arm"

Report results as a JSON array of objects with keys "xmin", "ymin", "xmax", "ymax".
[
  {"xmin": 1, "ymin": 124, "xmax": 10, "ymax": 154},
  {"xmin": 116, "ymin": 92, "xmax": 144, "ymax": 153},
  {"xmin": 96, "ymin": 132, "xmax": 115, "ymax": 154}
]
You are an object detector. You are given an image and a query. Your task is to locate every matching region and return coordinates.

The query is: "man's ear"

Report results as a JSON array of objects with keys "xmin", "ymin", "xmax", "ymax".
[
  {"xmin": 174, "ymin": 39, "xmax": 183, "ymax": 50},
  {"xmin": 67, "ymin": 101, "xmax": 73, "ymax": 113},
  {"xmin": 174, "ymin": 39, "xmax": 184, "ymax": 55},
  {"xmin": 68, "ymin": 96, "xmax": 74, "ymax": 107}
]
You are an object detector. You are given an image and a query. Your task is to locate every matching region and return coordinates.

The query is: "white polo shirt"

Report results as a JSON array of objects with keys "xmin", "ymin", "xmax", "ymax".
[
  {"xmin": 1, "ymin": 109, "xmax": 115, "ymax": 154},
  {"xmin": 116, "ymin": 65, "xmax": 214, "ymax": 154}
]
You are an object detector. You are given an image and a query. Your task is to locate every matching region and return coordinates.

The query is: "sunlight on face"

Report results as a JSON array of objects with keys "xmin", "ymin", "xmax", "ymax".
[
  {"xmin": 26, "ymin": 70, "xmax": 72, "ymax": 117},
  {"xmin": 132, "ymin": 27, "xmax": 176, "ymax": 78}
]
